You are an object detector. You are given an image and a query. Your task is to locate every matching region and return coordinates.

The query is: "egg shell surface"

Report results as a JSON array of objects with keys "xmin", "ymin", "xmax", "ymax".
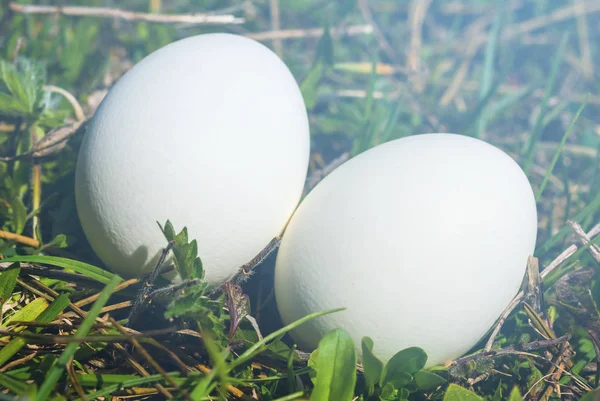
[
  {"xmin": 75, "ymin": 33, "xmax": 310, "ymax": 286},
  {"xmin": 274, "ymin": 133, "xmax": 537, "ymax": 366}
]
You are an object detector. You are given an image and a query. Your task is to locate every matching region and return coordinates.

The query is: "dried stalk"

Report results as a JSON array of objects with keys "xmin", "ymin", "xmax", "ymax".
[
  {"xmin": 0, "ymin": 230, "xmax": 39, "ymax": 248},
  {"xmin": 407, "ymin": 0, "xmax": 433, "ymax": 92},
  {"xmin": 8, "ymin": 2, "xmax": 244, "ymax": 25},
  {"xmin": 269, "ymin": 0, "xmax": 282, "ymax": 56},
  {"xmin": 567, "ymin": 220, "xmax": 600, "ymax": 263},
  {"xmin": 358, "ymin": 0, "xmax": 396, "ymax": 61},
  {"xmin": 43, "ymin": 85, "xmax": 85, "ymax": 122},
  {"xmin": 246, "ymin": 24, "xmax": 373, "ymax": 41}
]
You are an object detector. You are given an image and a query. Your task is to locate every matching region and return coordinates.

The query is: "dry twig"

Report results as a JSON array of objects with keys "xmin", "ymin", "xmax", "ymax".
[
  {"xmin": 8, "ymin": 2, "xmax": 244, "ymax": 25},
  {"xmin": 246, "ymin": 24, "xmax": 373, "ymax": 41}
]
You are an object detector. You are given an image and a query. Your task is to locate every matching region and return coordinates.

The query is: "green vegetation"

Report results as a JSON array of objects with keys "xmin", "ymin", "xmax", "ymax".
[{"xmin": 1, "ymin": 0, "xmax": 600, "ymax": 400}]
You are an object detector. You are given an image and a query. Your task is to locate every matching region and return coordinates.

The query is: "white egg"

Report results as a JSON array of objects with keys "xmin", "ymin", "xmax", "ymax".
[
  {"xmin": 274, "ymin": 133, "xmax": 537, "ymax": 366},
  {"xmin": 75, "ymin": 33, "xmax": 310, "ymax": 286}
]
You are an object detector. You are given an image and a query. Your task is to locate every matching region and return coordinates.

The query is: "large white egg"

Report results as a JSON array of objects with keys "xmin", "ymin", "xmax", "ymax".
[
  {"xmin": 274, "ymin": 133, "xmax": 537, "ymax": 366},
  {"xmin": 75, "ymin": 33, "xmax": 310, "ymax": 286}
]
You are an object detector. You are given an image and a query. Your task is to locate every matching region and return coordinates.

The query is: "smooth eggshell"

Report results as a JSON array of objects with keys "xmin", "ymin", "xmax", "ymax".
[
  {"xmin": 274, "ymin": 133, "xmax": 537, "ymax": 366},
  {"xmin": 75, "ymin": 33, "xmax": 310, "ymax": 286}
]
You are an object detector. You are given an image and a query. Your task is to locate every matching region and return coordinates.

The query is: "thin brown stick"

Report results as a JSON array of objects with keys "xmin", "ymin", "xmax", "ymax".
[
  {"xmin": 269, "ymin": 0, "xmax": 282, "ymax": 56},
  {"xmin": 407, "ymin": 0, "xmax": 432, "ymax": 92},
  {"xmin": 0, "ymin": 326, "xmax": 177, "ymax": 343},
  {"xmin": 0, "ymin": 351, "xmax": 36, "ymax": 372},
  {"xmin": 43, "ymin": 85, "xmax": 85, "ymax": 122},
  {"xmin": 8, "ymin": 2, "xmax": 244, "ymax": 25},
  {"xmin": 439, "ymin": 15, "xmax": 492, "ymax": 106},
  {"xmin": 0, "ymin": 230, "xmax": 40, "ymax": 248},
  {"xmin": 195, "ymin": 364, "xmax": 254, "ymax": 400},
  {"xmin": 67, "ymin": 359, "xmax": 88, "ymax": 401},
  {"xmin": 30, "ymin": 125, "xmax": 41, "ymax": 242},
  {"xmin": 304, "ymin": 152, "xmax": 350, "ymax": 195},
  {"xmin": 450, "ymin": 334, "xmax": 572, "ymax": 367},
  {"xmin": 73, "ymin": 278, "xmax": 139, "ymax": 308},
  {"xmin": 99, "ymin": 300, "xmax": 132, "ymax": 313},
  {"xmin": 245, "ymin": 24, "xmax": 373, "ymax": 41},
  {"xmin": 574, "ymin": 0, "xmax": 594, "ymax": 79},
  {"xmin": 110, "ymin": 318, "xmax": 189, "ymax": 401},
  {"xmin": 358, "ymin": 0, "xmax": 396, "ymax": 61},
  {"xmin": 567, "ymin": 220, "xmax": 600, "ymax": 263}
]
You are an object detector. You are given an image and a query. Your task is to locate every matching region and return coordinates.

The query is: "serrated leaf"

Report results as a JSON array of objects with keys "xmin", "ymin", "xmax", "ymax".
[
  {"xmin": 443, "ymin": 384, "xmax": 484, "ymax": 401},
  {"xmin": 0, "ymin": 263, "xmax": 19, "ymax": 306},
  {"xmin": 381, "ymin": 347, "xmax": 427, "ymax": 387},
  {"xmin": 361, "ymin": 336, "xmax": 383, "ymax": 394},
  {"xmin": 310, "ymin": 328, "xmax": 357, "ymax": 401},
  {"xmin": 414, "ymin": 370, "xmax": 446, "ymax": 391},
  {"xmin": 158, "ymin": 220, "xmax": 204, "ymax": 280}
]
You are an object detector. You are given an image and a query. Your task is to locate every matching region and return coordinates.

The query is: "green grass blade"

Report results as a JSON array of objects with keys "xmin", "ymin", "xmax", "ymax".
[
  {"xmin": 0, "ymin": 293, "xmax": 70, "ymax": 367},
  {"xmin": 230, "ymin": 307, "xmax": 345, "ymax": 370},
  {"xmin": 1, "ymin": 255, "xmax": 114, "ymax": 284},
  {"xmin": 522, "ymin": 31, "xmax": 569, "ymax": 174},
  {"xmin": 76, "ymin": 372, "xmax": 191, "ymax": 401},
  {"xmin": 2, "ymin": 297, "xmax": 47, "ymax": 328},
  {"xmin": 36, "ymin": 274, "xmax": 122, "ymax": 401},
  {"xmin": 536, "ymin": 95, "xmax": 588, "ymax": 201},
  {"xmin": 0, "ymin": 263, "xmax": 20, "ymax": 307},
  {"xmin": 0, "ymin": 371, "xmax": 36, "ymax": 396},
  {"xmin": 477, "ymin": 0, "xmax": 505, "ymax": 138}
]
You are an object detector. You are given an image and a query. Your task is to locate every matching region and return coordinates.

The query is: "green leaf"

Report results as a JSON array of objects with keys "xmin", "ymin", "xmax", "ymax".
[
  {"xmin": 414, "ymin": 370, "xmax": 446, "ymax": 391},
  {"xmin": 380, "ymin": 382, "xmax": 395, "ymax": 400},
  {"xmin": 508, "ymin": 386, "xmax": 524, "ymax": 401},
  {"xmin": 381, "ymin": 347, "xmax": 427, "ymax": 387},
  {"xmin": 314, "ymin": 24, "xmax": 334, "ymax": 66},
  {"xmin": 308, "ymin": 349, "xmax": 319, "ymax": 385},
  {"xmin": 0, "ymin": 255, "xmax": 114, "ymax": 284},
  {"xmin": 310, "ymin": 328, "xmax": 357, "ymax": 401},
  {"xmin": 36, "ymin": 275, "xmax": 122, "ymax": 401},
  {"xmin": 0, "ymin": 263, "xmax": 19, "ymax": 306},
  {"xmin": 580, "ymin": 388, "xmax": 600, "ymax": 401},
  {"xmin": 9, "ymin": 197, "xmax": 27, "ymax": 235},
  {"xmin": 300, "ymin": 63, "xmax": 324, "ymax": 111},
  {"xmin": 230, "ymin": 307, "xmax": 345, "ymax": 370},
  {"xmin": 443, "ymin": 384, "xmax": 484, "ymax": 401},
  {"xmin": 158, "ymin": 220, "xmax": 204, "ymax": 280},
  {"xmin": 361, "ymin": 337, "xmax": 383, "ymax": 393},
  {"xmin": 0, "ymin": 371, "xmax": 37, "ymax": 396},
  {"xmin": 492, "ymin": 382, "xmax": 503, "ymax": 401}
]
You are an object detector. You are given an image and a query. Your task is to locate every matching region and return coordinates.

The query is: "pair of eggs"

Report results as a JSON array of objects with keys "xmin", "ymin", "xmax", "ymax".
[{"xmin": 75, "ymin": 33, "xmax": 537, "ymax": 367}]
